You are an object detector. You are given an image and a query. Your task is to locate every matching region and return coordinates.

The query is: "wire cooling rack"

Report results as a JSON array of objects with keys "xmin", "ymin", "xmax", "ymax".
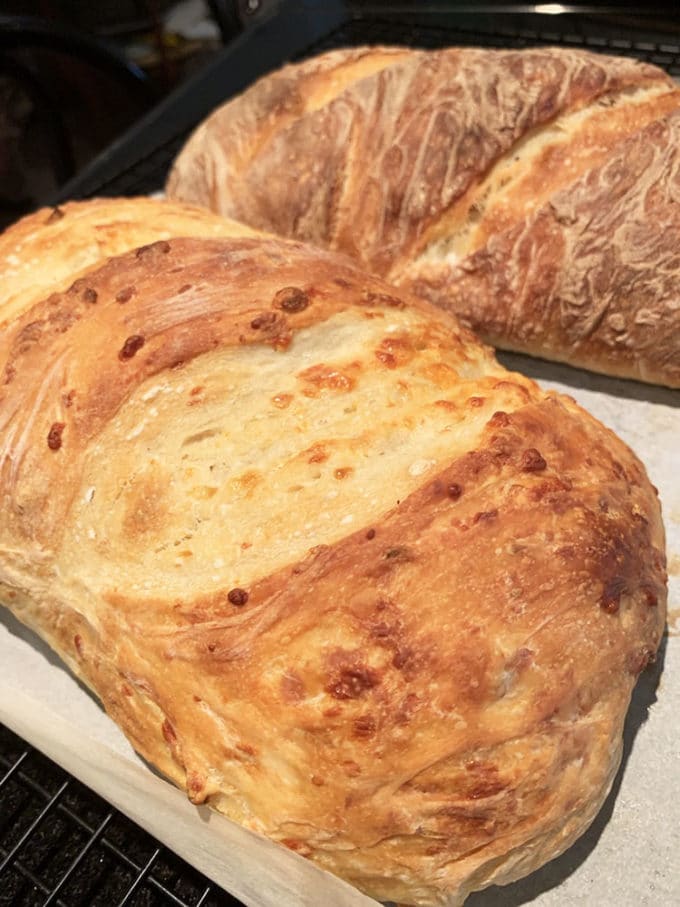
[
  {"xmin": 3, "ymin": 3, "xmax": 679, "ymax": 906},
  {"xmin": 0, "ymin": 724, "xmax": 242, "ymax": 907}
]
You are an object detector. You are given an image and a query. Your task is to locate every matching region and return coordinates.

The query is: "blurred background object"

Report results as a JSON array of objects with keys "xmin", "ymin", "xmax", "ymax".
[{"xmin": 0, "ymin": 0, "xmax": 254, "ymax": 229}]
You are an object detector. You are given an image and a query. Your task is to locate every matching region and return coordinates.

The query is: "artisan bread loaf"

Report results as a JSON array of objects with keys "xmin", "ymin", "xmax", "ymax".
[
  {"xmin": 0, "ymin": 196, "xmax": 262, "ymax": 326},
  {"xmin": 0, "ymin": 234, "xmax": 666, "ymax": 905},
  {"xmin": 167, "ymin": 46, "xmax": 680, "ymax": 387}
]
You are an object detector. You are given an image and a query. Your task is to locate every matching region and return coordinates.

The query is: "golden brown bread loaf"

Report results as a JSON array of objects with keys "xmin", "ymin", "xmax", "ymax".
[
  {"xmin": 0, "ymin": 196, "xmax": 263, "ymax": 326},
  {"xmin": 0, "ymin": 233, "xmax": 666, "ymax": 905},
  {"xmin": 167, "ymin": 46, "xmax": 680, "ymax": 387}
]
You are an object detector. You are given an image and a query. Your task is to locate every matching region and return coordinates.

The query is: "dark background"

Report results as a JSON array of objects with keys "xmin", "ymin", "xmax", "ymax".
[{"xmin": 0, "ymin": 0, "xmax": 240, "ymax": 228}]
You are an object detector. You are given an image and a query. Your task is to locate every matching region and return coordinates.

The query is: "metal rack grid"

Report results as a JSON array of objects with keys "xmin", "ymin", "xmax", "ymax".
[
  {"xmin": 0, "ymin": 724, "xmax": 242, "ymax": 906},
  {"xmin": 2, "ymin": 3, "xmax": 679, "ymax": 906}
]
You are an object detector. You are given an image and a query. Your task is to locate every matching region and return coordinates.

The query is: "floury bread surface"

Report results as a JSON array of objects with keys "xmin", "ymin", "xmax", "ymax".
[
  {"xmin": 0, "ymin": 236, "xmax": 667, "ymax": 905},
  {"xmin": 0, "ymin": 196, "xmax": 262, "ymax": 326},
  {"xmin": 167, "ymin": 45, "xmax": 680, "ymax": 387}
]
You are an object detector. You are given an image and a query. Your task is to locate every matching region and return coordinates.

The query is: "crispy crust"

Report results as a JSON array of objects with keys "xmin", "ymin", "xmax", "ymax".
[
  {"xmin": 0, "ymin": 196, "xmax": 263, "ymax": 327},
  {"xmin": 0, "ymin": 236, "xmax": 666, "ymax": 905},
  {"xmin": 167, "ymin": 46, "xmax": 680, "ymax": 387}
]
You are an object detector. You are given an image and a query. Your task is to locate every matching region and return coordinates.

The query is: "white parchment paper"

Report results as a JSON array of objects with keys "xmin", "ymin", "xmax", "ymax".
[{"xmin": 1, "ymin": 352, "xmax": 678, "ymax": 907}]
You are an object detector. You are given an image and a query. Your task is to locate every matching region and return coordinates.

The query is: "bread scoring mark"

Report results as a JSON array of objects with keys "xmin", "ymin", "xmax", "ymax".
[{"xmin": 413, "ymin": 82, "xmax": 676, "ymax": 268}]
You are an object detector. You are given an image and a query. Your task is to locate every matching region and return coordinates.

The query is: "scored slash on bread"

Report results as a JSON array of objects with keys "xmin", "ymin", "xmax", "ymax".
[
  {"xmin": 167, "ymin": 45, "xmax": 680, "ymax": 387},
  {"xmin": 0, "ymin": 227, "xmax": 667, "ymax": 906}
]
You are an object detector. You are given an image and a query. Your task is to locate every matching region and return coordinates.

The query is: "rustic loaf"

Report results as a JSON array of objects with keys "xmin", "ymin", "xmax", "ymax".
[
  {"xmin": 0, "ymin": 234, "xmax": 666, "ymax": 905},
  {"xmin": 167, "ymin": 46, "xmax": 680, "ymax": 387},
  {"xmin": 0, "ymin": 196, "xmax": 262, "ymax": 327}
]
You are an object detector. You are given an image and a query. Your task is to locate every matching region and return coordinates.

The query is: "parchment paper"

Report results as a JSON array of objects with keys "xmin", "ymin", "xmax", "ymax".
[{"xmin": 1, "ymin": 352, "xmax": 678, "ymax": 906}]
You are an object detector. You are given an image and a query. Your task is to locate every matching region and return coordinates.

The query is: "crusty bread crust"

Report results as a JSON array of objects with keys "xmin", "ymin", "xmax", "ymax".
[
  {"xmin": 0, "ymin": 234, "xmax": 666, "ymax": 905},
  {"xmin": 0, "ymin": 196, "xmax": 263, "ymax": 327},
  {"xmin": 167, "ymin": 46, "xmax": 680, "ymax": 387}
]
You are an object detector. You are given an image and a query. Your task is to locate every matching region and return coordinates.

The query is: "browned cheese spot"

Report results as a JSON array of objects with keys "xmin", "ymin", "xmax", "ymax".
[
  {"xmin": 297, "ymin": 363, "xmax": 357, "ymax": 395},
  {"xmin": 251, "ymin": 312, "xmax": 278, "ymax": 330},
  {"xmin": 643, "ymin": 587, "xmax": 659, "ymax": 608},
  {"xmin": 353, "ymin": 715, "xmax": 377, "ymax": 739},
  {"xmin": 306, "ymin": 443, "xmax": 328, "ymax": 464},
  {"xmin": 375, "ymin": 335, "xmax": 415, "ymax": 369},
  {"xmin": 489, "ymin": 411, "xmax": 511, "ymax": 428},
  {"xmin": 281, "ymin": 838, "xmax": 312, "ymax": 856},
  {"xmin": 274, "ymin": 286, "xmax": 309, "ymax": 312},
  {"xmin": 600, "ymin": 576, "xmax": 627, "ymax": 614},
  {"xmin": 228, "ymin": 587, "xmax": 249, "ymax": 606},
  {"xmin": 521, "ymin": 448, "xmax": 548, "ymax": 472},
  {"xmin": 119, "ymin": 334, "xmax": 145, "ymax": 361},
  {"xmin": 82, "ymin": 287, "xmax": 98, "ymax": 304},
  {"xmin": 271, "ymin": 393, "xmax": 293, "ymax": 409},
  {"xmin": 361, "ymin": 290, "xmax": 405, "ymax": 308},
  {"xmin": 161, "ymin": 718, "xmax": 177, "ymax": 745},
  {"xmin": 473, "ymin": 509, "xmax": 498, "ymax": 524},
  {"xmin": 116, "ymin": 287, "xmax": 136, "ymax": 303},
  {"xmin": 47, "ymin": 422, "xmax": 65, "ymax": 451},
  {"xmin": 326, "ymin": 667, "xmax": 380, "ymax": 700}
]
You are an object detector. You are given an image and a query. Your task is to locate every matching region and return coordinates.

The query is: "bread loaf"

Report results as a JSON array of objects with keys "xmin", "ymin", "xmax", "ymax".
[
  {"xmin": 0, "ymin": 196, "xmax": 262, "ymax": 326},
  {"xmin": 0, "ymin": 233, "xmax": 666, "ymax": 905},
  {"xmin": 167, "ymin": 46, "xmax": 680, "ymax": 387}
]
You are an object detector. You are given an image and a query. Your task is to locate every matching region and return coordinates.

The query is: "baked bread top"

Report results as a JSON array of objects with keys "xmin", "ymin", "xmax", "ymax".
[
  {"xmin": 0, "ymin": 196, "xmax": 262, "ymax": 327},
  {"xmin": 167, "ymin": 46, "xmax": 680, "ymax": 387},
  {"xmin": 0, "ymin": 234, "xmax": 666, "ymax": 905}
]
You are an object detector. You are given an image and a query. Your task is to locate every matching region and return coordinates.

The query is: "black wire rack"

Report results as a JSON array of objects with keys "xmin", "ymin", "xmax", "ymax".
[
  {"xmin": 2, "ymin": 3, "xmax": 679, "ymax": 906},
  {"xmin": 0, "ymin": 724, "xmax": 241, "ymax": 907}
]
